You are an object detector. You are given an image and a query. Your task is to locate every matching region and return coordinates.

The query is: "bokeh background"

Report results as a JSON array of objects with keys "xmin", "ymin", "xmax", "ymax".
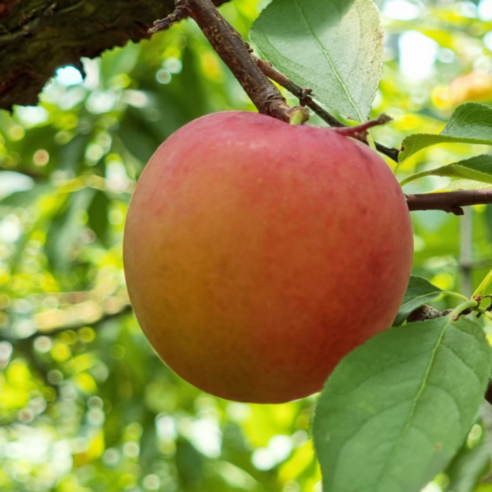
[{"xmin": 2, "ymin": 0, "xmax": 492, "ymax": 490}]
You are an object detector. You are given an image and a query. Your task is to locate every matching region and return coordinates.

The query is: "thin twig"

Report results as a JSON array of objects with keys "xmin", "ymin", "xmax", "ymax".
[
  {"xmin": 149, "ymin": 0, "xmax": 231, "ymax": 33},
  {"xmin": 254, "ymin": 57, "xmax": 342, "ymax": 126},
  {"xmin": 332, "ymin": 114, "xmax": 392, "ymax": 141},
  {"xmin": 149, "ymin": 0, "xmax": 190, "ymax": 33},
  {"xmin": 406, "ymin": 189, "xmax": 492, "ymax": 215},
  {"xmin": 255, "ymin": 57, "xmax": 400, "ymax": 162},
  {"xmin": 186, "ymin": 0, "xmax": 307, "ymax": 122},
  {"xmin": 375, "ymin": 142, "xmax": 400, "ymax": 163},
  {"xmin": 486, "ymin": 383, "xmax": 492, "ymax": 406}
]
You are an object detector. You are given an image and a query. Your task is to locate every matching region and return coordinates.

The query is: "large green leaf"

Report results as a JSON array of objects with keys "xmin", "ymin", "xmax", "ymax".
[
  {"xmin": 250, "ymin": 0, "xmax": 383, "ymax": 121},
  {"xmin": 399, "ymin": 103, "xmax": 492, "ymax": 163},
  {"xmin": 313, "ymin": 316, "xmax": 491, "ymax": 492}
]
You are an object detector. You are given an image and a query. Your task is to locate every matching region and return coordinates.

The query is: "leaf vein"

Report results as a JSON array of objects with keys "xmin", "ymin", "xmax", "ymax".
[
  {"xmin": 369, "ymin": 319, "xmax": 450, "ymax": 489},
  {"xmin": 293, "ymin": 0, "xmax": 362, "ymax": 121}
]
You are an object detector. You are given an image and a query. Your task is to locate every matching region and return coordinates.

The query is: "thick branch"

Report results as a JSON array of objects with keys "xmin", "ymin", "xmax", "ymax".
[
  {"xmin": 186, "ymin": 0, "xmax": 306, "ymax": 122},
  {"xmin": 0, "ymin": 0, "xmax": 181, "ymax": 109},
  {"xmin": 406, "ymin": 189, "xmax": 492, "ymax": 215}
]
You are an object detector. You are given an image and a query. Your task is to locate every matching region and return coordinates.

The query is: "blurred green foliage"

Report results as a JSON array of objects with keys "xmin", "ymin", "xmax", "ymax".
[{"xmin": 2, "ymin": 0, "xmax": 492, "ymax": 491}]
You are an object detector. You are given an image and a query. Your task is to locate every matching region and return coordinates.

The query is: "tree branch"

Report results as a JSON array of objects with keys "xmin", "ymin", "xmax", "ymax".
[
  {"xmin": 0, "ymin": 0, "xmax": 179, "ymax": 110},
  {"xmin": 255, "ymin": 57, "xmax": 400, "ymax": 162},
  {"xmin": 406, "ymin": 189, "xmax": 492, "ymax": 215},
  {"xmin": 185, "ymin": 0, "xmax": 307, "ymax": 123},
  {"xmin": 254, "ymin": 57, "xmax": 342, "ymax": 126}
]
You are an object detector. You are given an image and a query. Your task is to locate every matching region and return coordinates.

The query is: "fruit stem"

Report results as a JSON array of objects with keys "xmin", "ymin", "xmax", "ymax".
[{"xmin": 331, "ymin": 114, "xmax": 392, "ymax": 142}]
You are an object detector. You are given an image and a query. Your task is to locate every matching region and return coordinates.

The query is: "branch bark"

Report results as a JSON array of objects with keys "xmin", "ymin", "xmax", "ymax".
[
  {"xmin": 406, "ymin": 189, "xmax": 492, "ymax": 215},
  {"xmin": 187, "ymin": 0, "xmax": 306, "ymax": 122},
  {"xmin": 0, "ymin": 0, "xmax": 174, "ymax": 109},
  {"xmin": 0, "ymin": 0, "xmax": 225, "ymax": 110}
]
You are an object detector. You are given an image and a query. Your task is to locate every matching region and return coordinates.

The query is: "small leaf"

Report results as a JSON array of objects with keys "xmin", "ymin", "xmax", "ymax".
[
  {"xmin": 88, "ymin": 190, "xmax": 110, "ymax": 247},
  {"xmin": 393, "ymin": 276, "xmax": 445, "ymax": 326},
  {"xmin": 439, "ymin": 179, "xmax": 492, "ymax": 192},
  {"xmin": 176, "ymin": 438, "xmax": 204, "ymax": 489},
  {"xmin": 45, "ymin": 188, "xmax": 95, "ymax": 272},
  {"xmin": 250, "ymin": 0, "xmax": 383, "ymax": 121},
  {"xmin": 402, "ymin": 154, "xmax": 492, "ymax": 187},
  {"xmin": 473, "ymin": 269, "xmax": 492, "ymax": 297},
  {"xmin": 313, "ymin": 316, "xmax": 491, "ymax": 492},
  {"xmin": 400, "ymin": 103, "xmax": 492, "ymax": 163}
]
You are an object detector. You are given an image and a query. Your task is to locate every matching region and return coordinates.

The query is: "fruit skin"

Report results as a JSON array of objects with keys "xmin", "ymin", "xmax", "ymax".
[{"xmin": 123, "ymin": 111, "xmax": 413, "ymax": 404}]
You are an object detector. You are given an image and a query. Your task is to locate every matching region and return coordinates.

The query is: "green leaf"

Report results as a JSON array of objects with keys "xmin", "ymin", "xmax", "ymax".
[
  {"xmin": 445, "ymin": 426, "xmax": 491, "ymax": 492},
  {"xmin": 45, "ymin": 188, "xmax": 95, "ymax": 272},
  {"xmin": 176, "ymin": 438, "xmax": 205, "ymax": 489},
  {"xmin": 393, "ymin": 276, "xmax": 445, "ymax": 326},
  {"xmin": 250, "ymin": 0, "xmax": 383, "ymax": 121},
  {"xmin": 401, "ymin": 154, "xmax": 492, "ymax": 187},
  {"xmin": 87, "ymin": 190, "xmax": 110, "ymax": 247},
  {"xmin": 473, "ymin": 269, "xmax": 492, "ymax": 297},
  {"xmin": 100, "ymin": 42, "xmax": 141, "ymax": 89},
  {"xmin": 117, "ymin": 107, "xmax": 162, "ymax": 163},
  {"xmin": 313, "ymin": 316, "xmax": 491, "ymax": 492},
  {"xmin": 0, "ymin": 181, "xmax": 51, "ymax": 207},
  {"xmin": 399, "ymin": 103, "xmax": 492, "ymax": 163},
  {"xmin": 439, "ymin": 179, "xmax": 492, "ymax": 192}
]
